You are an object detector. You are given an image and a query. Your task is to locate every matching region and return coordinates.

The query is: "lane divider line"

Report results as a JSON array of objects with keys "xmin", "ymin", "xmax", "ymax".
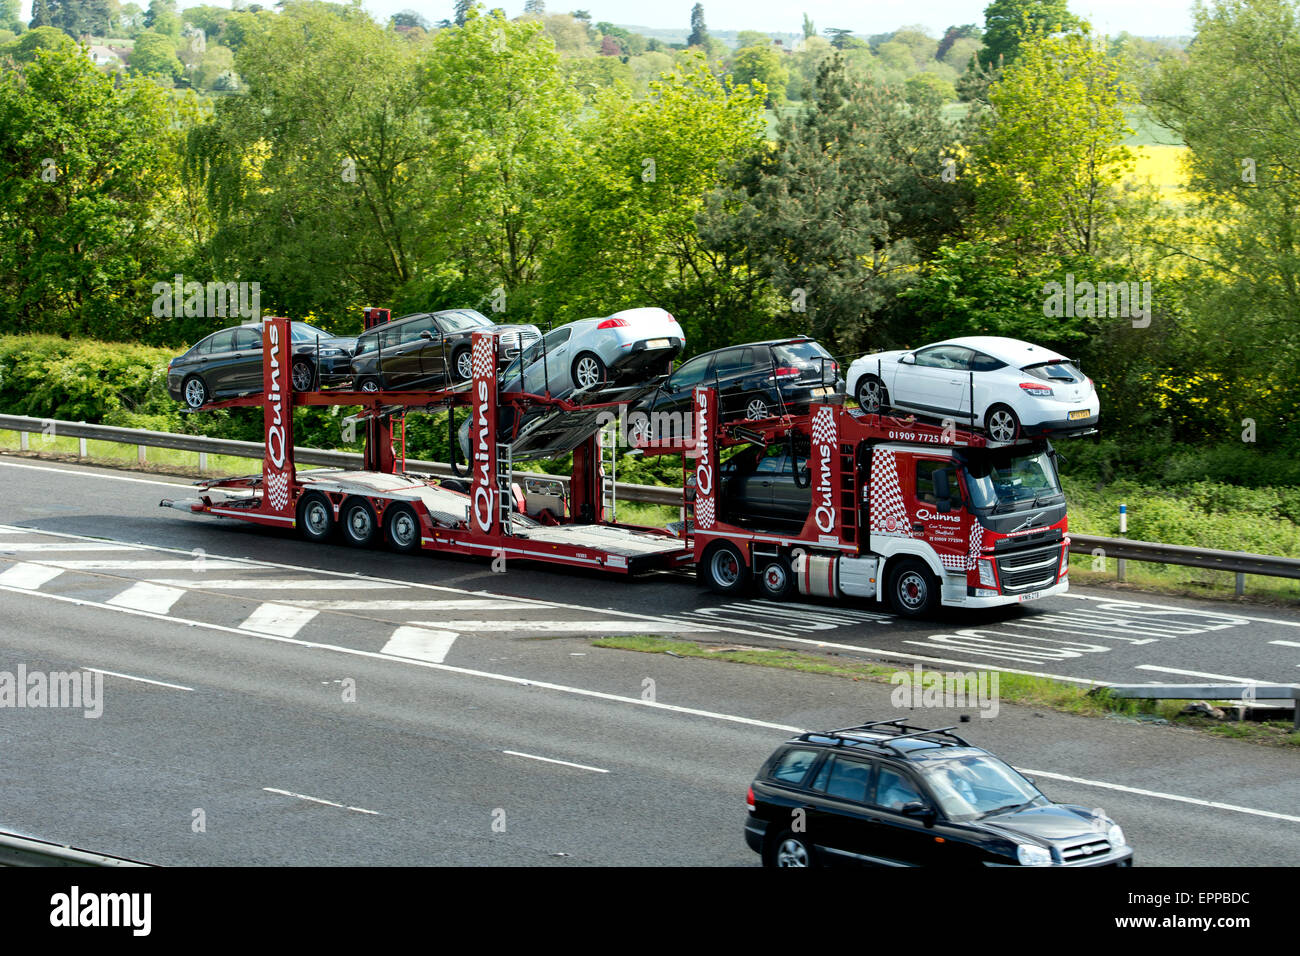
[
  {"xmin": 262, "ymin": 788, "xmax": 379, "ymax": 815},
  {"xmin": 502, "ymin": 750, "xmax": 609, "ymax": 774}
]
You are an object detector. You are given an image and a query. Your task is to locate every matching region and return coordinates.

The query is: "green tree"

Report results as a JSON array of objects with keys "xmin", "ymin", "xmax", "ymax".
[
  {"xmin": 980, "ymin": 0, "xmax": 1079, "ymax": 66},
  {"xmin": 454, "ymin": 0, "xmax": 475, "ymax": 27},
  {"xmin": 129, "ymin": 29, "xmax": 182, "ymax": 80},
  {"xmin": 802, "ymin": 12, "xmax": 815, "ymax": 38},
  {"xmin": 703, "ymin": 56, "xmax": 974, "ymax": 352},
  {"xmin": 686, "ymin": 2, "xmax": 707, "ymax": 47},
  {"xmin": 0, "ymin": 43, "xmax": 185, "ymax": 337},
  {"xmin": 143, "ymin": 0, "xmax": 178, "ymax": 37},
  {"xmin": 4, "ymin": 23, "xmax": 75, "ymax": 57},
  {"xmin": 730, "ymin": 43, "xmax": 788, "ymax": 106},
  {"xmin": 29, "ymin": 0, "xmax": 56, "ymax": 28},
  {"xmin": 1, "ymin": 0, "xmax": 21, "ymax": 31},
  {"xmin": 972, "ymin": 29, "xmax": 1135, "ymax": 260}
]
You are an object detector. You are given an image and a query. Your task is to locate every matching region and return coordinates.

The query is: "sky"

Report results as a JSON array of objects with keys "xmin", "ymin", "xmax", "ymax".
[{"xmin": 15, "ymin": 0, "xmax": 1198, "ymax": 39}]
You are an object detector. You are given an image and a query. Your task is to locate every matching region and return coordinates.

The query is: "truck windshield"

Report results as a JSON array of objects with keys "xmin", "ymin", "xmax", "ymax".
[{"xmin": 962, "ymin": 447, "xmax": 1062, "ymax": 512}]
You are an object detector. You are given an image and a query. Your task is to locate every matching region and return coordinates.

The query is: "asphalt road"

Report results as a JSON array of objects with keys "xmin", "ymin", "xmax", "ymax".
[{"xmin": 0, "ymin": 454, "xmax": 1297, "ymax": 866}]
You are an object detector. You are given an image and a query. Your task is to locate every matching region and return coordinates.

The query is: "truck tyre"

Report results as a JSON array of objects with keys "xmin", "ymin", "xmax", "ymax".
[
  {"xmin": 340, "ymin": 497, "xmax": 380, "ymax": 548},
  {"xmin": 699, "ymin": 540, "xmax": 749, "ymax": 595},
  {"xmin": 297, "ymin": 491, "xmax": 334, "ymax": 543},
  {"xmin": 758, "ymin": 557, "xmax": 796, "ymax": 600},
  {"xmin": 384, "ymin": 502, "xmax": 422, "ymax": 553},
  {"xmin": 887, "ymin": 558, "xmax": 939, "ymax": 618}
]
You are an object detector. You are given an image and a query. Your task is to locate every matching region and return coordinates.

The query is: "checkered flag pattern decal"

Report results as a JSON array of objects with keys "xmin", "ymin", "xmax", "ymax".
[
  {"xmin": 811, "ymin": 406, "xmax": 835, "ymax": 444},
  {"xmin": 868, "ymin": 449, "xmax": 910, "ymax": 537},
  {"xmin": 967, "ymin": 517, "xmax": 983, "ymax": 570},
  {"xmin": 696, "ymin": 496, "xmax": 715, "ymax": 529},
  {"xmin": 472, "ymin": 336, "xmax": 494, "ymax": 378},
  {"xmin": 266, "ymin": 471, "xmax": 290, "ymax": 512}
]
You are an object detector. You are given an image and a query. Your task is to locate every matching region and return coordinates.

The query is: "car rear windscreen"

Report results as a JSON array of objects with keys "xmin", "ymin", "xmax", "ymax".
[
  {"xmin": 1022, "ymin": 360, "xmax": 1083, "ymax": 383},
  {"xmin": 772, "ymin": 341, "xmax": 836, "ymax": 379}
]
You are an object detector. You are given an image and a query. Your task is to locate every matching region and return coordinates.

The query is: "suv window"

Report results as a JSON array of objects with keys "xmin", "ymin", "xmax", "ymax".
[
  {"xmin": 812, "ymin": 756, "xmax": 873, "ymax": 802},
  {"xmin": 914, "ymin": 345, "xmax": 973, "ymax": 370},
  {"xmin": 874, "ymin": 766, "xmax": 924, "ymax": 810},
  {"xmin": 712, "ymin": 349, "xmax": 749, "ymax": 378},
  {"xmin": 768, "ymin": 748, "xmax": 819, "ymax": 785},
  {"xmin": 208, "ymin": 329, "xmax": 237, "ymax": 353},
  {"xmin": 670, "ymin": 355, "xmax": 713, "ymax": 391}
]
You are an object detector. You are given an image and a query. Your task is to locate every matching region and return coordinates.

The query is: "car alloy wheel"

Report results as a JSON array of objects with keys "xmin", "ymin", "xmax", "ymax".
[
  {"xmin": 454, "ymin": 348, "xmax": 473, "ymax": 382},
  {"xmin": 573, "ymin": 353, "xmax": 606, "ymax": 390},
  {"xmin": 856, "ymin": 375, "xmax": 887, "ymax": 413},
  {"xmin": 776, "ymin": 836, "xmax": 811, "ymax": 867},
  {"xmin": 358, "ymin": 378, "xmax": 381, "ymax": 393},
  {"xmin": 183, "ymin": 376, "xmax": 208, "ymax": 409},
  {"xmin": 292, "ymin": 360, "xmax": 315, "ymax": 392},
  {"xmin": 986, "ymin": 405, "xmax": 1020, "ymax": 442},
  {"xmin": 746, "ymin": 398, "xmax": 768, "ymax": 420}
]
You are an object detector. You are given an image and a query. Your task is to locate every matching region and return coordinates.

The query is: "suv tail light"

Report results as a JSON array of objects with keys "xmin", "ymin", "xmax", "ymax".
[
  {"xmin": 1019, "ymin": 382, "xmax": 1053, "ymax": 397},
  {"xmin": 597, "ymin": 318, "xmax": 629, "ymax": 329},
  {"xmin": 746, "ymin": 785, "xmax": 755, "ymax": 812},
  {"xmin": 770, "ymin": 366, "xmax": 801, "ymax": 380}
]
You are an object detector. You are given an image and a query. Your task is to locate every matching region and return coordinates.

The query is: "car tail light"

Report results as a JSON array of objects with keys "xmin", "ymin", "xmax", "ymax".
[
  {"xmin": 597, "ymin": 318, "xmax": 629, "ymax": 329},
  {"xmin": 770, "ymin": 366, "xmax": 801, "ymax": 380},
  {"xmin": 746, "ymin": 785, "xmax": 755, "ymax": 812},
  {"xmin": 1019, "ymin": 382, "xmax": 1053, "ymax": 397}
]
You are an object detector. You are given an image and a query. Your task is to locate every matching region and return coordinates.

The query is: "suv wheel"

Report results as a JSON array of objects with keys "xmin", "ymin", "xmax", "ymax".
[
  {"xmin": 887, "ymin": 558, "xmax": 939, "ymax": 617},
  {"xmin": 765, "ymin": 831, "xmax": 815, "ymax": 868},
  {"xmin": 745, "ymin": 398, "xmax": 769, "ymax": 420}
]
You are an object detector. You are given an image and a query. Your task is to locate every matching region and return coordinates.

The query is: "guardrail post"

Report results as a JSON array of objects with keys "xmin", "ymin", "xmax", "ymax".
[
  {"xmin": 198, "ymin": 451, "xmax": 208, "ymax": 474},
  {"xmin": 19, "ymin": 430, "xmax": 28, "ymax": 451},
  {"xmin": 1117, "ymin": 503, "xmax": 1127, "ymax": 583},
  {"xmin": 79, "ymin": 437, "xmax": 87, "ymax": 458},
  {"xmin": 137, "ymin": 444, "xmax": 146, "ymax": 465},
  {"xmin": 1235, "ymin": 572, "xmax": 1245, "ymax": 597}
]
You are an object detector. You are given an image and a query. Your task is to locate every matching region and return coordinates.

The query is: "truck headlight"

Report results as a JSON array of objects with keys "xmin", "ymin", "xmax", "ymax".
[
  {"xmin": 978, "ymin": 558, "xmax": 997, "ymax": 588},
  {"xmin": 1060, "ymin": 546, "xmax": 1069, "ymax": 576},
  {"xmin": 1016, "ymin": 843, "xmax": 1052, "ymax": 866}
]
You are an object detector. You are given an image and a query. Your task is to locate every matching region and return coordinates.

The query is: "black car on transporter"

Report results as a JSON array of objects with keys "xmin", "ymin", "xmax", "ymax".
[
  {"xmin": 167, "ymin": 321, "xmax": 356, "ymax": 409},
  {"xmin": 746, "ymin": 720, "xmax": 1133, "ymax": 867},
  {"xmin": 349, "ymin": 309, "xmax": 541, "ymax": 392},
  {"xmin": 629, "ymin": 337, "xmax": 841, "ymax": 442}
]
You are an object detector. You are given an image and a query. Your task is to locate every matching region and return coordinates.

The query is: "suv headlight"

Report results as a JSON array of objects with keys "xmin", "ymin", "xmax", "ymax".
[
  {"xmin": 1016, "ymin": 843, "xmax": 1052, "ymax": 866},
  {"xmin": 1107, "ymin": 824, "xmax": 1126, "ymax": 847}
]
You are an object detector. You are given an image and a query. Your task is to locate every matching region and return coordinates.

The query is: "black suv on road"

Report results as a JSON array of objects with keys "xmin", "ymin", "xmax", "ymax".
[{"xmin": 746, "ymin": 720, "xmax": 1133, "ymax": 867}]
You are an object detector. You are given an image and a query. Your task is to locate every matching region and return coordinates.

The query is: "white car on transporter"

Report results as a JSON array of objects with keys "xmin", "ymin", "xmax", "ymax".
[{"xmin": 846, "ymin": 336, "xmax": 1100, "ymax": 442}]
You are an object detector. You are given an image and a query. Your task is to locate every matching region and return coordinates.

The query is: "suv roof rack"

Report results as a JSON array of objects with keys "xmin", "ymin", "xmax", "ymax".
[{"xmin": 799, "ymin": 719, "xmax": 972, "ymax": 753}]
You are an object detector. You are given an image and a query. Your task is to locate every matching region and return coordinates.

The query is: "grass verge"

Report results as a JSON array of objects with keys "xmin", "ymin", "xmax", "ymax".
[{"xmin": 592, "ymin": 635, "xmax": 1300, "ymax": 748}]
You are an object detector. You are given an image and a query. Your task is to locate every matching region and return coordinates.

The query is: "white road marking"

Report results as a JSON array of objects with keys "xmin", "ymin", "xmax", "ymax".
[
  {"xmin": 83, "ymin": 667, "xmax": 194, "ymax": 691},
  {"xmin": 382, "ymin": 626, "xmax": 458, "ymax": 663},
  {"xmin": 0, "ymin": 542, "xmax": 135, "ymax": 552},
  {"xmin": 1063, "ymin": 591, "xmax": 1300, "ymax": 628},
  {"xmin": 292, "ymin": 599, "xmax": 531, "ymax": 610},
  {"xmin": 1134, "ymin": 664, "xmax": 1267, "ymax": 683},
  {"xmin": 1020, "ymin": 768, "xmax": 1300, "ymax": 825},
  {"xmin": 5, "ymin": 582, "xmax": 1296, "ymax": 827},
  {"xmin": 147, "ymin": 578, "xmax": 402, "ymax": 590},
  {"xmin": 406, "ymin": 620, "xmax": 715, "ymax": 633},
  {"xmin": 106, "ymin": 582, "xmax": 186, "ymax": 615},
  {"xmin": 0, "ymin": 562, "xmax": 64, "ymax": 589},
  {"xmin": 0, "ymin": 459, "xmax": 190, "ymax": 488},
  {"xmin": 1270, "ymin": 640, "xmax": 1300, "ymax": 648},
  {"xmin": 262, "ymin": 788, "xmax": 379, "ymax": 815},
  {"xmin": 35, "ymin": 559, "xmax": 249, "ymax": 571},
  {"xmin": 241, "ymin": 603, "xmax": 319, "ymax": 637},
  {"xmin": 502, "ymin": 750, "xmax": 608, "ymax": 773}
]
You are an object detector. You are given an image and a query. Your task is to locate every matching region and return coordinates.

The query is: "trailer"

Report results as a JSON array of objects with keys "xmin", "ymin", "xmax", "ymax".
[
  {"xmin": 161, "ymin": 315, "xmax": 694, "ymax": 575},
  {"xmin": 635, "ymin": 388, "xmax": 1074, "ymax": 617}
]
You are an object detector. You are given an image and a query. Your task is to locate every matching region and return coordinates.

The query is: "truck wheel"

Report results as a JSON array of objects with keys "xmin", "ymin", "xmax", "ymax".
[
  {"xmin": 887, "ymin": 559, "xmax": 939, "ymax": 618},
  {"xmin": 384, "ymin": 502, "xmax": 422, "ymax": 553},
  {"xmin": 699, "ymin": 540, "xmax": 749, "ymax": 595},
  {"xmin": 340, "ymin": 497, "xmax": 379, "ymax": 548},
  {"xmin": 758, "ymin": 557, "xmax": 796, "ymax": 600},
  {"xmin": 297, "ymin": 492, "xmax": 334, "ymax": 543}
]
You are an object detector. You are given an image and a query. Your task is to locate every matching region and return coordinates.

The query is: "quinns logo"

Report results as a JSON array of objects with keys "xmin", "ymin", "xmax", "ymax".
[
  {"xmin": 266, "ymin": 321, "xmax": 286, "ymax": 470},
  {"xmin": 694, "ymin": 389, "xmax": 714, "ymax": 529},
  {"xmin": 471, "ymin": 336, "xmax": 496, "ymax": 534},
  {"xmin": 811, "ymin": 407, "xmax": 836, "ymax": 533}
]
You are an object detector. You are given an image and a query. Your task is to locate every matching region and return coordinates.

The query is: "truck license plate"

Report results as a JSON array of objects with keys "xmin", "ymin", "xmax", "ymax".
[{"xmin": 1017, "ymin": 590, "xmax": 1041, "ymax": 602}]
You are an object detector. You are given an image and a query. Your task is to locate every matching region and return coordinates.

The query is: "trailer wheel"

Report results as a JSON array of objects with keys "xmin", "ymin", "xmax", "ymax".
[
  {"xmin": 887, "ymin": 558, "xmax": 939, "ymax": 618},
  {"xmin": 384, "ymin": 503, "xmax": 422, "ymax": 553},
  {"xmin": 297, "ymin": 492, "xmax": 334, "ymax": 543},
  {"xmin": 758, "ymin": 557, "xmax": 796, "ymax": 600},
  {"xmin": 699, "ymin": 540, "xmax": 749, "ymax": 595},
  {"xmin": 340, "ymin": 497, "xmax": 380, "ymax": 548}
]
